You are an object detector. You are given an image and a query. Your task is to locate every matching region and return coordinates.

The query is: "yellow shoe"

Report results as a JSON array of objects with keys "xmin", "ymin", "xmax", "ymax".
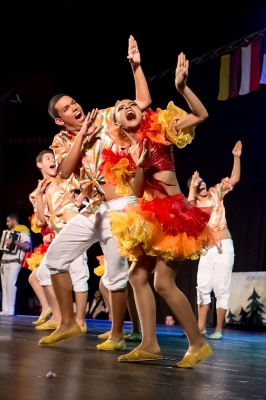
[
  {"xmin": 80, "ymin": 323, "xmax": 87, "ymax": 334},
  {"xmin": 176, "ymin": 343, "xmax": 213, "ymax": 368},
  {"xmin": 32, "ymin": 308, "xmax": 52, "ymax": 325},
  {"xmin": 97, "ymin": 338, "xmax": 126, "ymax": 351},
  {"xmin": 98, "ymin": 328, "xmax": 126, "ymax": 340},
  {"xmin": 38, "ymin": 324, "xmax": 82, "ymax": 345},
  {"xmin": 35, "ymin": 321, "xmax": 59, "ymax": 331},
  {"xmin": 118, "ymin": 349, "xmax": 163, "ymax": 362},
  {"xmin": 98, "ymin": 329, "xmax": 127, "ymax": 339},
  {"xmin": 98, "ymin": 330, "xmax": 111, "ymax": 339}
]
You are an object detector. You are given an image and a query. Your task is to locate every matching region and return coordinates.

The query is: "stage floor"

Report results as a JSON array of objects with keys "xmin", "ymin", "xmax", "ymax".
[{"xmin": 0, "ymin": 316, "xmax": 265, "ymax": 400}]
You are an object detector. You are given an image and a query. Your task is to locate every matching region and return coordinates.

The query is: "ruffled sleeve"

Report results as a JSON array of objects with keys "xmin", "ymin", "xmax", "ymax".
[
  {"xmin": 99, "ymin": 149, "xmax": 135, "ymax": 196},
  {"xmin": 157, "ymin": 101, "xmax": 195, "ymax": 149},
  {"xmin": 139, "ymin": 103, "xmax": 195, "ymax": 149}
]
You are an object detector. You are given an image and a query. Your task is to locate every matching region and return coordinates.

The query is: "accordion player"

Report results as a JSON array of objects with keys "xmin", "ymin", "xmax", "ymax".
[{"xmin": 0, "ymin": 230, "xmax": 19, "ymax": 253}]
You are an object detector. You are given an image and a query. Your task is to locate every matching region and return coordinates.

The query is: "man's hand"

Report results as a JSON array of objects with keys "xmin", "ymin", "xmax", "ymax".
[
  {"xmin": 5, "ymin": 237, "xmax": 12, "ymax": 246},
  {"xmin": 175, "ymin": 52, "xmax": 189, "ymax": 90},
  {"xmin": 232, "ymin": 140, "xmax": 242, "ymax": 157},
  {"xmin": 136, "ymin": 139, "xmax": 148, "ymax": 168},
  {"xmin": 78, "ymin": 109, "xmax": 99, "ymax": 140},
  {"xmin": 36, "ymin": 178, "xmax": 52, "ymax": 195},
  {"xmin": 106, "ymin": 113, "xmax": 131, "ymax": 148},
  {"xmin": 190, "ymin": 171, "xmax": 200, "ymax": 189},
  {"xmin": 127, "ymin": 35, "xmax": 141, "ymax": 67},
  {"xmin": 106, "ymin": 113, "xmax": 121, "ymax": 137}
]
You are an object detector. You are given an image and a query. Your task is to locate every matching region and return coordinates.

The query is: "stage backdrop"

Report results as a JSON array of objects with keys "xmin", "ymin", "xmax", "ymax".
[{"xmin": 226, "ymin": 272, "xmax": 266, "ymax": 326}]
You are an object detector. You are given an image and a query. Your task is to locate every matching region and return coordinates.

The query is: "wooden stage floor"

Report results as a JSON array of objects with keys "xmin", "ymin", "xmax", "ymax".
[{"xmin": 0, "ymin": 316, "xmax": 265, "ymax": 400}]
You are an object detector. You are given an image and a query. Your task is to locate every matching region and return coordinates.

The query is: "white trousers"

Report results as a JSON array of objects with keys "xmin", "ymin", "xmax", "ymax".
[
  {"xmin": 44, "ymin": 196, "xmax": 137, "ymax": 291},
  {"xmin": 37, "ymin": 252, "xmax": 89, "ymax": 292},
  {"xmin": 1, "ymin": 262, "xmax": 21, "ymax": 315},
  {"xmin": 197, "ymin": 239, "xmax": 234, "ymax": 309}
]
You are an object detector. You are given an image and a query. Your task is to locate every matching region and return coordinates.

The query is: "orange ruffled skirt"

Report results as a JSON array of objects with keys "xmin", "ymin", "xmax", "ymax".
[
  {"xmin": 109, "ymin": 194, "xmax": 215, "ymax": 262},
  {"xmin": 26, "ymin": 244, "xmax": 49, "ymax": 272}
]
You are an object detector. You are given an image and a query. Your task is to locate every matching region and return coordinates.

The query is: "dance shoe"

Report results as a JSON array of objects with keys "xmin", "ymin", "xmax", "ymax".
[
  {"xmin": 35, "ymin": 321, "xmax": 59, "ymax": 331},
  {"xmin": 200, "ymin": 330, "xmax": 207, "ymax": 337},
  {"xmin": 97, "ymin": 338, "xmax": 126, "ymax": 351},
  {"xmin": 176, "ymin": 343, "xmax": 213, "ymax": 368},
  {"xmin": 98, "ymin": 330, "xmax": 111, "ymax": 339},
  {"xmin": 124, "ymin": 332, "xmax": 142, "ymax": 342},
  {"xmin": 32, "ymin": 308, "xmax": 52, "ymax": 325},
  {"xmin": 38, "ymin": 324, "xmax": 82, "ymax": 345},
  {"xmin": 0, "ymin": 311, "xmax": 9, "ymax": 316},
  {"xmin": 209, "ymin": 332, "xmax": 222, "ymax": 340},
  {"xmin": 118, "ymin": 349, "xmax": 163, "ymax": 362},
  {"xmin": 98, "ymin": 328, "xmax": 126, "ymax": 339},
  {"xmin": 80, "ymin": 323, "xmax": 87, "ymax": 334}
]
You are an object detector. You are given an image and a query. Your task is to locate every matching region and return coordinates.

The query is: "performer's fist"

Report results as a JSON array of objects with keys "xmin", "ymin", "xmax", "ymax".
[{"xmin": 232, "ymin": 141, "xmax": 242, "ymax": 157}]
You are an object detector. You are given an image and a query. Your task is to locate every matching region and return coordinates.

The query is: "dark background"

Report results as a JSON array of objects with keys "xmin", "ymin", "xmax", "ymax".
[{"xmin": 0, "ymin": 0, "xmax": 266, "ymax": 318}]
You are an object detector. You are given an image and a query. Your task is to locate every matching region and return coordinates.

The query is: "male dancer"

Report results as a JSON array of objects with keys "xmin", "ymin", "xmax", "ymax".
[
  {"xmin": 30, "ymin": 149, "xmax": 90, "ymax": 332},
  {"xmin": 39, "ymin": 36, "xmax": 151, "ymax": 348},
  {"xmin": 0, "ymin": 214, "xmax": 31, "ymax": 316},
  {"xmin": 187, "ymin": 141, "xmax": 242, "ymax": 339}
]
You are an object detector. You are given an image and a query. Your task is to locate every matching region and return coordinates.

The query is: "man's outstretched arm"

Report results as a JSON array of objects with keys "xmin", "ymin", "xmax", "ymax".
[{"xmin": 228, "ymin": 141, "xmax": 242, "ymax": 186}]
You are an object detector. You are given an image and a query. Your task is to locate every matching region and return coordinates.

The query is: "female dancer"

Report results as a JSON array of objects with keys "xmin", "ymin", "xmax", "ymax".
[
  {"xmin": 27, "ymin": 215, "xmax": 53, "ymax": 325},
  {"xmin": 99, "ymin": 53, "xmax": 213, "ymax": 368}
]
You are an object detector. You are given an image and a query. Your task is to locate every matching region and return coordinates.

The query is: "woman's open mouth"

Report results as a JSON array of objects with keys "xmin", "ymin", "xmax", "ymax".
[{"xmin": 126, "ymin": 110, "xmax": 136, "ymax": 121}]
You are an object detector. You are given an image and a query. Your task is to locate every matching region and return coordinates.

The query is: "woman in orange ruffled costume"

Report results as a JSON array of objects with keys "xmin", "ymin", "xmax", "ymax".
[
  {"xmin": 99, "ymin": 53, "xmax": 214, "ymax": 367},
  {"xmin": 26, "ymin": 214, "xmax": 54, "ymax": 325}
]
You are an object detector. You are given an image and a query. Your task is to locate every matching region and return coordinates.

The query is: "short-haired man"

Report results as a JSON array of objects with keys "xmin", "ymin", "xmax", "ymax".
[
  {"xmin": 40, "ymin": 36, "xmax": 151, "ymax": 348},
  {"xmin": 0, "ymin": 213, "xmax": 31, "ymax": 315}
]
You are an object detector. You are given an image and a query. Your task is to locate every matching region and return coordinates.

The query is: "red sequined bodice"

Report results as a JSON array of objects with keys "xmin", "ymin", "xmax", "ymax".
[{"xmin": 117, "ymin": 138, "xmax": 175, "ymax": 175}]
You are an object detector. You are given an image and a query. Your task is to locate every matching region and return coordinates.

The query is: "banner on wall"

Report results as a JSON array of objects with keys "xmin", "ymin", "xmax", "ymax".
[{"xmin": 226, "ymin": 272, "xmax": 266, "ymax": 326}]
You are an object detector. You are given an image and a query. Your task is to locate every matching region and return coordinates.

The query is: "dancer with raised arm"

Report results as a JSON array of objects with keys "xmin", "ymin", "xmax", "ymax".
[
  {"xmin": 99, "ymin": 53, "xmax": 213, "ymax": 367},
  {"xmin": 30, "ymin": 150, "xmax": 90, "ymax": 334},
  {"xmin": 187, "ymin": 141, "xmax": 242, "ymax": 339},
  {"xmin": 39, "ymin": 36, "xmax": 151, "ymax": 348}
]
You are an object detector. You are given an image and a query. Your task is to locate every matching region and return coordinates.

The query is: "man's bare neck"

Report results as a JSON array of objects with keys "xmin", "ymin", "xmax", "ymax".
[
  {"xmin": 42, "ymin": 173, "xmax": 57, "ymax": 183},
  {"xmin": 196, "ymin": 194, "xmax": 208, "ymax": 205}
]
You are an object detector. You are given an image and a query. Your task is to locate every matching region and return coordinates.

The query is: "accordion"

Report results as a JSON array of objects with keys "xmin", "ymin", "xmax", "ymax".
[{"xmin": 0, "ymin": 230, "xmax": 19, "ymax": 253}]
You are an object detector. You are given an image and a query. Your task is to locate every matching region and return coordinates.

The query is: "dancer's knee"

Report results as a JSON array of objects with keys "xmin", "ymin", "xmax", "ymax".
[
  {"xmin": 69, "ymin": 255, "xmax": 90, "ymax": 293},
  {"xmin": 37, "ymin": 264, "xmax": 52, "ymax": 286},
  {"xmin": 102, "ymin": 265, "xmax": 128, "ymax": 291},
  {"xmin": 154, "ymin": 277, "xmax": 169, "ymax": 296},
  {"xmin": 102, "ymin": 253, "xmax": 128, "ymax": 291},
  {"xmin": 73, "ymin": 279, "xmax": 88, "ymax": 293},
  {"xmin": 128, "ymin": 266, "xmax": 147, "ymax": 287},
  {"xmin": 215, "ymin": 290, "xmax": 229, "ymax": 309},
  {"xmin": 197, "ymin": 290, "xmax": 211, "ymax": 305},
  {"xmin": 28, "ymin": 271, "xmax": 34, "ymax": 285}
]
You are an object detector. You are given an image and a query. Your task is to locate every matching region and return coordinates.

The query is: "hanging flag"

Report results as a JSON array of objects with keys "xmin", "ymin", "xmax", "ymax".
[
  {"xmin": 260, "ymin": 39, "xmax": 266, "ymax": 84},
  {"xmin": 217, "ymin": 54, "xmax": 230, "ymax": 101},
  {"xmin": 217, "ymin": 50, "xmax": 241, "ymax": 101},
  {"xmin": 229, "ymin": 49, "xmax": 241, "ymax": 98},
  {"xmin": 239, "ymin": 39, "xmax": 261, "ymax": 95}
]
